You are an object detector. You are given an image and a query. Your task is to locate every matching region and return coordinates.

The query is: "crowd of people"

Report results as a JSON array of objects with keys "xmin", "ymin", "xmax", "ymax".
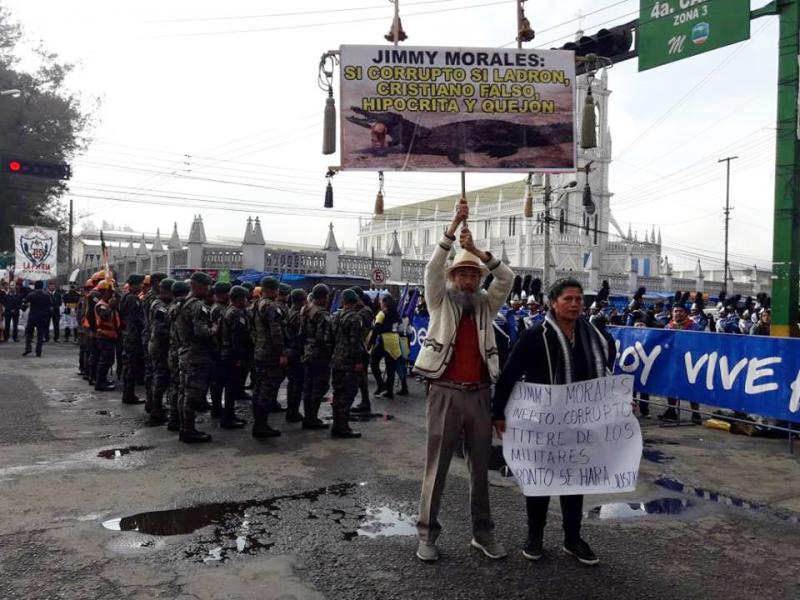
[{"xmin": 3, "ymin": 269, "xmax": 420, "ymax": 444}]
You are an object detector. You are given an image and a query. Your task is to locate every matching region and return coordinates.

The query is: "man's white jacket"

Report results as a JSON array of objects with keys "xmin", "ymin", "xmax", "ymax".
[{"xmin": 412, "ymin": 234, "xmax": 514, "ymax": 382}]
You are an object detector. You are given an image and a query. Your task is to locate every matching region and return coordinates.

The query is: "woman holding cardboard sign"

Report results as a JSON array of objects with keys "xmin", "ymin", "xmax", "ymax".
[{"xmin": 492, "ymin": 278, "xmax": 616, "ymax": 566}]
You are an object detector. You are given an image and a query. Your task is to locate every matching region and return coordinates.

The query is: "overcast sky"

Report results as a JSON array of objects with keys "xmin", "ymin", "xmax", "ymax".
[{"xmin": 6, "ymin": 0, "xmax": 778, "ymax": 271}]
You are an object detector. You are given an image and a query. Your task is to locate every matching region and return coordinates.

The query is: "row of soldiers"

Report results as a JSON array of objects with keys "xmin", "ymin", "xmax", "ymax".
[{"xmin": 76, "ymin": 270, "xmax": 375, "ymax": 443}]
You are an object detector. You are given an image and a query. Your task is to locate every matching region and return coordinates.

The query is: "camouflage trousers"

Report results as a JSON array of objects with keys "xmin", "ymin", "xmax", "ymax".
[
  {"xmin": 302, "ymin": 358, "xmax": 330, "ymax": 423},
  {"xmin": 331, "ymin": 369, "xmax": 359, "ymax": 412},
  {"xmin": 178, "ymin": 358, "xmax": 211, "ymax": 432},
  {"xmin": 150, "ymin": 347, "xmax": 170, "ymax": 416},
  {"xmin": 121, "ymin": 336, "xmax": 143, "ymax": 401},
  {"xmin": 285, "ymin": 358, "xmax": 304, "ymax": 418},
  {"xmin": 142, "ymin": 337, "xmax": 153, "ymax": 410},
  {"xmin": 95, "ymin": 338, "xmax": 116, "ymax": 387},
  {"xmin": 253, "ymin": 359, "xmax": 283, "ymax": 423},
  {"xmin": 167, "ymin": 349, "xmax": 180, "ymax": 424},
  {"xmin": 209, "ymin": 355, "xmax": 225, "ymax": 414}
]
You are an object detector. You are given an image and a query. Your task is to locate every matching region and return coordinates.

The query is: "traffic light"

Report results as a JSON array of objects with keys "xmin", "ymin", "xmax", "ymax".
[
  {"xmin": 3, "ymin": 156, "xmax": 71, "ymax": 180},
  {"xmin": 556, "ymin": 20, "xmax": 636, "ymax": 63}
]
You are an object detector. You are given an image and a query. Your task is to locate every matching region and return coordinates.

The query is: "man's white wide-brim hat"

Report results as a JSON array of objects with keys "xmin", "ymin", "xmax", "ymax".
[{"xmin": 446, "ymin": 249, "xmax": 489, "ymax": 277}]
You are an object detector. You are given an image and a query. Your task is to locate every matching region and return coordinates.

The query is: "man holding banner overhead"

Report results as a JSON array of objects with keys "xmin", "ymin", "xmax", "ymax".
[
  {"xmin": 413, "ymin": 198, "xmax": 513, "ymax": 563},
  {"xmin": 492, "ymin": 278, "xmax": 620, "ymax": 566}
]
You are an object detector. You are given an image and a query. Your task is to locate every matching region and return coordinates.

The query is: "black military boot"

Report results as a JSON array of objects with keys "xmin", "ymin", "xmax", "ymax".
[
  {"xmin": 220, "ymin": 395, "xmax": 246, "ymax": 429},
  {"xmin": 397, "ymin": 378, "xmax": 409, "ymax": 396},
  {"xmin": 179, "ymin": 429, "xmax": 212, "ymax": 443},
  {"xmin": 302, "ymin": 398, "xmax": 329, "ymax": 430},
  {"xmin": 252, "ymin": 407, "xmax": 281, "ymax": 438},
  {"xmin": 331, "ymin": 406, "xmax": 361, "ymax": 439},
  {"xmin": 351, "ymin": 400, "xmax": 371, "ymax": 414},
  {"xmin": 147, "ymin": 393, "xmax": 167, "ymax": 426},
  {"xmin": 166, "ymin": 412, "xmax": 180, "ymax": 432}
]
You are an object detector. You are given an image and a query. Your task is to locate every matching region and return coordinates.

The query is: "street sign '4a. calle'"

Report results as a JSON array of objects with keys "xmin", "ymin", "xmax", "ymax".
[{"xmin": 638, "ymin": 0, "xmax": 751, "ymax": 72}]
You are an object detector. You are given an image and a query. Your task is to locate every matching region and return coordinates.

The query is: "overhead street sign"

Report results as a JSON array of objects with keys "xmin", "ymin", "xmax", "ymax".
[{"xmin": 638, "ymin": 0, "xmax": 751, "ymax": 72}]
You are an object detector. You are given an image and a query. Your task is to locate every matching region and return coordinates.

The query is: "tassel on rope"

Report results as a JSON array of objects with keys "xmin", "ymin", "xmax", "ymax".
[
  {"xmin": 581, "ymin": 85, "xmax": 597, "ymax": 150},
  {"xmin": 319, "ymin": 52, "xmax": 339, "ymax": 155},
  {"xmin": 385, "ymin": 16, "xmax": 408, "ymax": 42},
  {"xmin": 374, "ymin": 171, "xmax": 385, "ymax": 216},
  {"xmin": 324, "ymin": 170, "xmax": 335, "ymax": 208},
  {"xmin": 524, "ymin": 173, "xmax": 533, "ymax": 218}
]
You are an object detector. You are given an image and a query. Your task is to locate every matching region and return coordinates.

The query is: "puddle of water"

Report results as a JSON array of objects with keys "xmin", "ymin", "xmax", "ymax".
[
  {"xmin": 355, "ymin": 506, "xmax": 417, "ymax": 538},
  {"xmin": 586, "ymin": 498, "xmax": 694, "ymax": 520},
  {"xmin": 97, "ymin": 446, "xmax": 154, "ymax": 460},
  {"xmin": 642, "ymin": 449, "xmax": 674, "ymax": 464}
]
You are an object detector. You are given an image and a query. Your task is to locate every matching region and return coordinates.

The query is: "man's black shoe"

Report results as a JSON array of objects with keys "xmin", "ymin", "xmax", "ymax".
[
  {"xmin": 252, "ymin": 424, "xmax": 281, "ymax": 438},
  {"xmin": 122, "ymin": 396, "xmax": 145, "ymax": 405},
  {"xmin": 691, "ymin": 412, "xmax": 703, "ymax": 425},
  {"xmin": 285, "ymin": 412, "xmax": 304, "ymax": 423},
  {"xmin": 302, "ymin": 419, "xmax": 329, "ymax": 431},
  {"xmin": 220, "ymin": 418, "xmax": 247, "ymax": 429},
  {"xmin": 657, "ymin": 409, "xmax": 678, "ymax": 422},
  {"xmin": 331, "ymin": 428, "xmax": 361, "ymax": 439},
  {"xmin": 95, "ymin": 383, "xmax": 116, "ymax": 392},
  {"xmin": 563, "ymin": 538, "xmax": 599, "ymax": 566},
  {"xmin": 522, "ymin": 537, "xmax": 543, "ymax": 561},
  {"xmin": 166, "ymin": 420, "xmax": 180, "ymax": 432},
  {"xmin": 351, "ymin": 403, "xmax": 371, "ymax": 413},
  {"xmin": 147, "ymin": 413, "xmax": 167, "ymax": 426},
  {"xmin": 179, "ymin": 429, "xmax": 212, "ymax": 443},
  {"xmin": 22, "ymin": 350, "xmax": 31, "ymax": 356},
  {"xmin": 210, "ymin": 407, "xmax": 222, "ymax": 419},
  {"xmin": 35, "ymin": 353, "xmax": 41, "ymax": 357}
]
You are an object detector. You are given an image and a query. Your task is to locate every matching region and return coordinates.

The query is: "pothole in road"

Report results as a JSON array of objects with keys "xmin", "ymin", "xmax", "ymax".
[
  {"xmin": 97, "ymin": 446, "xmax": 154, "ymax": 460},
  {"xmin": 586, "ymin": 497, "xmax": 696, "ymax": 520},
  {"xmin": 102, "ymin": 483, "xmax": 420, "ymax": 563}
]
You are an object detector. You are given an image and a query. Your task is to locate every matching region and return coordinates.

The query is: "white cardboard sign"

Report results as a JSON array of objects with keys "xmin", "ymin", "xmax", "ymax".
[{"xmin": 503, "ymin": 375, "xmax": 642, "ymax": 496}]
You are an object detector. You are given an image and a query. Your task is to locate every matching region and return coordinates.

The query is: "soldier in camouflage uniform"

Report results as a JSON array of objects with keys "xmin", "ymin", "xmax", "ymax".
[
  {"xmin": 351, "ymin": 286, "xmax": 374, "ymax": 414},
  {"xmin": 141, "ymin": 273, "xmax": 167, "ymax": 413},
  {"xmin": 166, "ymin": 280, "xmax": 190, "ymax": 432},
  {"xmin": 218, "ymin": 285, "xmax": 250, "ymax": 429},
  {"xmin": 209, "ymin": 281, "xmax": 231, "ymax": 418},
  {"xmin": 329, "ymin": 289, "xmax": 366, "ymax": 438},
  {"xmin": 240, "ymin": 281, "xmax": 256, "ymax": 398},
  {"xmin": 284, "ymin": 288, "xmax": 307, "ymax": 423},
  {"xmin": 174, "ymin": 272, "xmax": 215, "ymax": 443},
  {"xmin": 146, "ymin": 278, "xmax": 174, "ymax": 426},
  {"xmin": 301, "ymin": 283, "xmax": 333, "ymax": 430},
  {"xmin": 118, "ymin": 274, "xmax": 145, "ymax": 405},
  {"xmin": 251, "ymin": 276, "xmax": 284, "ymax": 438}
]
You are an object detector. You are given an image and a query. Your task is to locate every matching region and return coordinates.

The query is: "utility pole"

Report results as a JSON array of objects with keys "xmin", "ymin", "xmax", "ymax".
[
  {"xmin": 67, "ymin": 198, "xmax": 73, "ymax": 273},
  {"xmin": 543, "ymin": 173, "xmax": 552, "ymax": 292},
  {"xmin": 770, "ymin": 0, "xmax": 800, "ymax": 337},
  {"xmin": 718, "ymin": 156, "xmax": 737, "ymax": 295}
]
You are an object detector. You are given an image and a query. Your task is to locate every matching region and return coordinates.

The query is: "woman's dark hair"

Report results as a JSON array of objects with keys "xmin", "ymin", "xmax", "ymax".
[
  {"xmin": 548, "ymin": 277, "xmax": 583, "ymax": 302},
  {"xmin": 381, "ymin": 294, "xmax": 399, "ymax": 322}
]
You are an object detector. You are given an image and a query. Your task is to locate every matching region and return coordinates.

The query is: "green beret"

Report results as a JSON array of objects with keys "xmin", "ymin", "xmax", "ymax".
[
  {"xmin": 127, "ymin": 274, "xmax": 145, "ymax": 285},
  {"xmin": 241, "ymin": 281, "xmax": 255, "ymax": 291},
  {"xmin": 311, "ymin": 283, "xmax": 330, "ymax": 299},
  {"xmin": 342, "ymin": 289, "xmax": 358, "ymax": 304},
  {"xmin": 230, "ymin": 285, "xmax": 248, "ymax": 301},
  {"xmin": 172, "ymin": 280, "xmax": 190, "ymax": 296},
  {"xmin": 190, "ymin": 272, "xmax": 213, "ymax": 286},
  {"xmin": 213, "ymin": 282, "xmax": 232, "ymax": 294},
  {"xmin": 260, "ymin": 276, "xmax": 280, "ymax": 290},
  {"xmin": 290, "ymin": 288, "xmax": 307, "ymax": 303},
  {"xmin": 160, "ymin": 278, "xmax": 175, "ymax": 292},
  {"xmin": 278, "ymin": 283, "xmax": 292, "ymax": 296},
  {"xmin": 150, "ymin": 273, "xmax": 168, "ymax": 285}
]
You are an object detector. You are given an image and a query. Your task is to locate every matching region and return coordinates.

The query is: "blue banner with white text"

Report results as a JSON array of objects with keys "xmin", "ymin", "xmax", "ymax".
[{"xmin": 608, "ymin": 327, "xmax": 800, "ymax": 423}]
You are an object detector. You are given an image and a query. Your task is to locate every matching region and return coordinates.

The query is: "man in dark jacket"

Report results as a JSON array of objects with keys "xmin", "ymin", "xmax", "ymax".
[
  {"xmin": 4, "ymin": 284, "xmax": 24, "ymax": 341},
  {"xmin": 493, "ymin": 277, "xmax": 615, "ymax": 567},
  {"xmin": 23, "ymin": 281, "xmax": 51, "ymax": 357},
  {"xmin": 47, "ymin": 282, "xmax": 63, "ymax": 342},
  {"xmin": 119, "ymin": 274, "xmax": 145, "ymax": 404}
]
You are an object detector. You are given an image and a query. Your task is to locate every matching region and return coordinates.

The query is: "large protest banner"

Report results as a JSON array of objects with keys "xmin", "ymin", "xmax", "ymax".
[
  {"xmin": 339, "ymin": 45, "xmax": 576, "ymax": 172},
  {"xmin": 503, "ymin": 376, "xmax": 642, "ymax": 497},
  {"xmin": 608, "ymin": 327, "xmax": 800, "ymax": 423},
  {"xmin": 14, "ymin": 225, "xmax": 57, "ymax": 281}
]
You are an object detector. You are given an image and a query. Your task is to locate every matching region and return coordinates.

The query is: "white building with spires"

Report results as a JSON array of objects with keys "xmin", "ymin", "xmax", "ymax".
[{"xmin": 355, "ymin": 68, "xmax": 666, "ymax": 287}]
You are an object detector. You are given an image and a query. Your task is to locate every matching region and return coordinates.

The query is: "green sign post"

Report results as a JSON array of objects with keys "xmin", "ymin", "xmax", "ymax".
[{"xmin": 638, "ymin": 0, "xmax": 751, "ymax": 71}]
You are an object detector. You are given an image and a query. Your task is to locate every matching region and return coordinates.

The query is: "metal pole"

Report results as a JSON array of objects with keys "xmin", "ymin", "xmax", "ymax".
[
  {"xmin": 718, "ymin": 156, "xmax": 737, "ymax": 295},
  {"xmin": 393, "ymin": 0, "xmax": 400, "ymax": 45},
  {"xmin": 516, "ymin": 0, "xmax": 523, "ymax": 49},
  {"xmin": 67, "ymin": 198, "xmax": 73, "ymax": 273},
  {"xmin": 771, "ymin": 0, "xmax": 800, "ymax": 337},
  {"xmin": 543, "ymin": 173, "xmax": 552, "ymax": 292}
]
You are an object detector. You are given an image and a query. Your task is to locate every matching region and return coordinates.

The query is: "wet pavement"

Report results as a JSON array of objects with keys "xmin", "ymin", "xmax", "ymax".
[{"xmin": 1, "ymin": 342, "xmax": 799, "ymax": 599}]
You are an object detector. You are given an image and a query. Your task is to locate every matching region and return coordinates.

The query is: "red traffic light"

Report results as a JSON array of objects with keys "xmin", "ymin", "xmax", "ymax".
[
  {"xmin": 2, "ymin": 156, "xmax": 71, "ymax": 180},
  {"xmin": 8, "ymin": 160, "xmax": 21, "ymax": 172}
]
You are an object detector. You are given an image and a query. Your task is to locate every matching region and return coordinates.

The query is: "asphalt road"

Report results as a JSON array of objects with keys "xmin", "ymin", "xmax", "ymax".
[{"xmin": 0, "ymin": 341, "xmax": 798, "ymax": 600}]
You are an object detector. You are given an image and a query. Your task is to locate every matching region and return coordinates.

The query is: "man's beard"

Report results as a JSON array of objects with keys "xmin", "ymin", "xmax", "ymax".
[{"xmin": 447, "ymin": 283, "xmax": 477, "ymax": 315}]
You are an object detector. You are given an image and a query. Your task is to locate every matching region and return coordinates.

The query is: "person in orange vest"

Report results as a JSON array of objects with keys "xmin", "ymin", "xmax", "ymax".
[{"xmin": 94, "ymin": 280, "xmax": 119, "ymax": 392}]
